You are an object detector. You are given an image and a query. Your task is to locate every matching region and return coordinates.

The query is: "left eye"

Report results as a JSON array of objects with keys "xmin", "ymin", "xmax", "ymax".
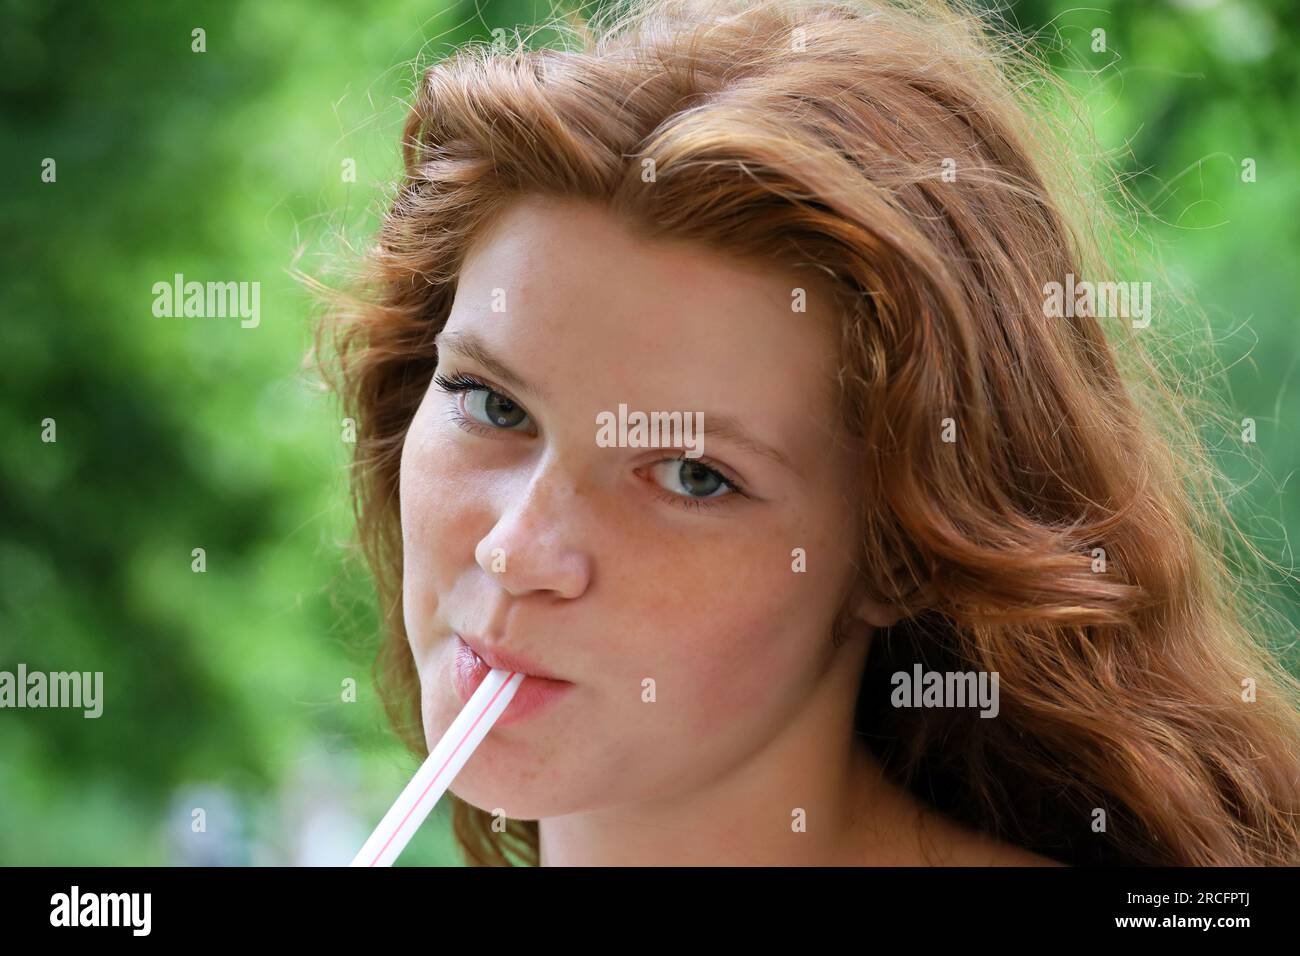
[
  {"xmin": 433, "ymin": 372, "xmax": 533, "ymax": 431},
  {"xmin": 464, "ymin": 387, "xmax": 529, "ymax": 429},
  {"xmin": 648, "ymin": 458, "xmax": 736, "ymax": 500}
]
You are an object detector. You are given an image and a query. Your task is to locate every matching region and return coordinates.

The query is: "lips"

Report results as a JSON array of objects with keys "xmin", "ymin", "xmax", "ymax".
[
  {"xmin": 451, "ymin": 633, "xmax": 574, "ymax": 727},
  {"xmin": 454, "ymin": 632, "xmax": 566, "ymax": 681}
]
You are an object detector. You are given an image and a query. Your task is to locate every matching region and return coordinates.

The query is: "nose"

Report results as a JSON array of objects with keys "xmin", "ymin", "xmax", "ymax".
[{"xmin": 474, "ymin": 454, "xmax": 593, "ymax": 600}]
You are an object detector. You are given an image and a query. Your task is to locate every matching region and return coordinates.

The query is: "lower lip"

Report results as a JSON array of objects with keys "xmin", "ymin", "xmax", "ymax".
[{"xmin": 451, "ymin": 635, "xmax": 574, "ymax": 727}]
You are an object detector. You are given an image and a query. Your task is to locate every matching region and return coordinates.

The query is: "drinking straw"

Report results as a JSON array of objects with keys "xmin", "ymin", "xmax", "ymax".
[{"xmin": 350, "ymin": 667, "xmax": 525, "ymax": 867}]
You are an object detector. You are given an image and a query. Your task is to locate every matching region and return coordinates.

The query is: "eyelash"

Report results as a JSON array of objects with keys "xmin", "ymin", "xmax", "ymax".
[{"xmin": 431, "ymin": 371, "xmax": 750, "ymax": 512}]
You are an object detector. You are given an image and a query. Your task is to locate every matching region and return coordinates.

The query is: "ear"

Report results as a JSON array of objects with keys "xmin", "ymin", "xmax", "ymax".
[
  {"xmin": 848, "ymin": 572, "xmax": 934, "ymax": 630},
  {"xmin": 851, "ymin": 592, "xmax": 907, "ymax": 630}
]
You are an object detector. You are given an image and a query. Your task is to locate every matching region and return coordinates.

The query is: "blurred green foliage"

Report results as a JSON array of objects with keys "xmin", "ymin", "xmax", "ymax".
[{"xmin": 0, "ymin": 0, "xmax": 1296, "ymax": 865}]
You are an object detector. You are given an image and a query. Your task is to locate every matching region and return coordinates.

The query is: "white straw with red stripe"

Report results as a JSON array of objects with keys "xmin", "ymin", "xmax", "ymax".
[{"xmin": 350, "ymin": 667, "xmax": 524, "ymax": 867}]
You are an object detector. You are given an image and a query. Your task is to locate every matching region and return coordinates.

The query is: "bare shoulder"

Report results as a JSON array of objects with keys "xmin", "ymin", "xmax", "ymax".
[
  {"xmin": 846, "ymin": 767, "xmax": 1069, "ymax": 866},
  {"xmin": 889, "ymin": 803, "xmax": 1068, "ymax": 867},
  {"xmin": 932, "ymin": 817, "xmax": 1067, "ymax": 867},
  {"xmin": 968, "ymin": 838, "xmax": 1067, "ymax": 867}
]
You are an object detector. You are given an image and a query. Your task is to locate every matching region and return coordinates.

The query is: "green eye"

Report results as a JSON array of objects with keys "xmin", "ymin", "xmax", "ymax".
[
  {"xmin": 646, "ymin": 456, "xmax": 748, "ymax": 513},
  {"xmin": 465, "ymin": 388, "xmax": 529, "ymax": 429},
  {"xmin": 433, "ymin": 372, "xmax": 533, "ymax": 432},
  {"xmin": 652, "ymin": 458, "xmax": 731, "ymax": 499}
]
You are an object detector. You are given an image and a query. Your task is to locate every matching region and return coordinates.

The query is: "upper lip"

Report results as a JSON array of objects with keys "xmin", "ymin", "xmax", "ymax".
[{"xmin": 456, "ymin": 632, "xmax": 570, "ymax": 682}]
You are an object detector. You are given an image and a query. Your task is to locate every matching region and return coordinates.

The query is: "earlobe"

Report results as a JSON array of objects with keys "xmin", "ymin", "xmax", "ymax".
[
  {"xmin": 850, "ymin": 573, "xmax": 935, "ymax": 630},
  {"xmin": 852, "ymin": 593, "xmax": 906, "ymax": 630}
]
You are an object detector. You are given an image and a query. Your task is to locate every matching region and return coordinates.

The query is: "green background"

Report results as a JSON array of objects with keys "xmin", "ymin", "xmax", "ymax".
[{"xmin": 1, "ymin": 0, "xmax": 1296, "ymax": 865}]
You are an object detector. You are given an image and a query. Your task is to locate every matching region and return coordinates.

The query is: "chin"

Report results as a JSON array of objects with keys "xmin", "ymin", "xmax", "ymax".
[{"xmin": 448, "ymin": 773, "xmax": 568, "ymax": 821}]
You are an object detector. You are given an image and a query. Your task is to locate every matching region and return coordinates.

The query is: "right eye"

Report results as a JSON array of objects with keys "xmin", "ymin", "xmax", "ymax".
[{"xmin": 433, "ymin": 372, "xmax": 533, "ymax": 432}]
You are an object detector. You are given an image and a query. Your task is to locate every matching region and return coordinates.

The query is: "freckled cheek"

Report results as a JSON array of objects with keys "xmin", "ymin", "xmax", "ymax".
[
  {"xmin": 619, "ymin": 548, "xmax": 809, "ymax": 730},
  {"xmin": 399, "ymin": 416, "xmax": 483, "ymax": 612},
  {"xmin": 703, "ymin": 599, "xmax": 809, "ymax": 729}
]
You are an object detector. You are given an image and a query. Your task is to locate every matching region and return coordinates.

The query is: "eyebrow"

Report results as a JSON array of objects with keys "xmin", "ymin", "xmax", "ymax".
[
  {"xmin": 435, "ymin": 328, "xmax": 549, "ymax": 401},
  {"xmin": 699, "ymin": 415, "xmax": 796, "ymax": 473},
  {"xmin": 433, "ymin": 328, "xmax": 797, "ymax": 474}
]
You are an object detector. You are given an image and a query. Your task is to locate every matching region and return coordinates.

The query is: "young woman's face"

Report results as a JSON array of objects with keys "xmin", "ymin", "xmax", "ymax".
[{"xmin": 399, "ymin": 195, "xmax": 876, "ymax": 819}]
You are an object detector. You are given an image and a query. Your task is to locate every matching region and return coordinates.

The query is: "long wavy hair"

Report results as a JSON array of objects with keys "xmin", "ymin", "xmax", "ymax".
[{"xmin": 312, "ymin": 0, "xmax": 1300, "ymax": 865}]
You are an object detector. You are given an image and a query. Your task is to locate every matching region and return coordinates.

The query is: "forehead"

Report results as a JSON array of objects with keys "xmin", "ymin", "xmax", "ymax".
[
  {"xmin": 462, "ymin": 196, "xmax": 807, "ymax": 312},
  {"xmin": 455, "ymin": 196, "xmax": 841, "ymax": 379}
]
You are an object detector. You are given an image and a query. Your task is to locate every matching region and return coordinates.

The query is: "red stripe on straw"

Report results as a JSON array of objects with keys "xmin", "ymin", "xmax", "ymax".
[{"xmin": 367, "ymin": 672, "xmax": 520, "ymax": 866}]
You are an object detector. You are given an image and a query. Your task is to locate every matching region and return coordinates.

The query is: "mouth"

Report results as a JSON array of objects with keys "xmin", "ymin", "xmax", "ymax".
[
  {"xmin": 450, "ymin": 633, "xmax": 575, "ymax": 727},
  {"xmin": 453, "ymin": 632, "xmax": 567, "ymax": 681}
]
